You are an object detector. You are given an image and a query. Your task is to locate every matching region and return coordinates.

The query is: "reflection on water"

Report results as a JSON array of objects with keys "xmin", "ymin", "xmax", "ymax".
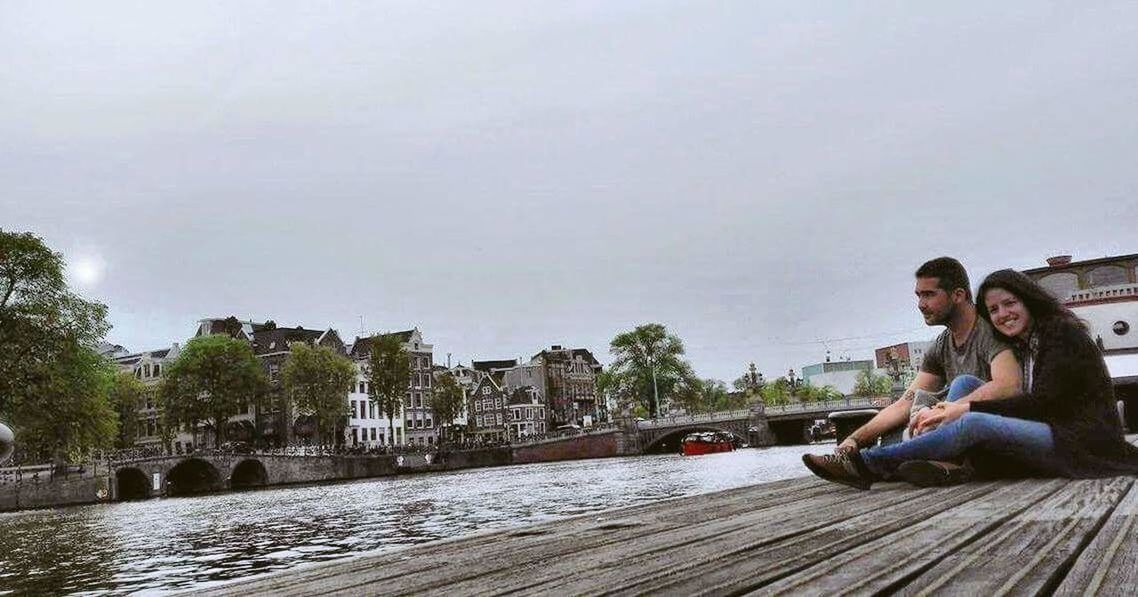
[{"xmin": 0, "ymin": 444, "xmax": 826, "ymax": 595}]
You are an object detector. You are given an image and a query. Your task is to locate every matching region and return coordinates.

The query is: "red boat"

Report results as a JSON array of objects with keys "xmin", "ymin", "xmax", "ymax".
[{"xmin": 681, "ymin": 431, "xmax": 736, "ymax": 456}]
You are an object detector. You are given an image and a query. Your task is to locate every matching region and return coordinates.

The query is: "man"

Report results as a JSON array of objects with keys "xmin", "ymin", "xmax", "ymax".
[{"xmin": 834, "ymin": 257, "xmax": 1021, "ymax": 466}]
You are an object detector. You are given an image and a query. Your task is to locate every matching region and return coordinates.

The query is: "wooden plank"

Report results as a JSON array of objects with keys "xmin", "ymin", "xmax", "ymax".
[
  {"xmin": 889, "ymin": 477, "xmax": 1132, "ymax": 597},
  {"xmin": 621, "ymin": 480, "xmax": 1058, "ymax": 597},
  {"xmin": 1054, "ymin": 479, "xmax": 1138, "ymax": 596},
  {"xmin": 199, "ymin": 477, "xmax": 831, "ymax": 596},
  {"xmin": 541, "ymin": 482, "xmax": 1005, "ymax": 597},
  {"xmin": 396, "ymin": 482, "xmax": 968, "ymax": 596},
  {"xmin": 729, "ymin": 479, "xmax": 1068, "ymax": 595}
]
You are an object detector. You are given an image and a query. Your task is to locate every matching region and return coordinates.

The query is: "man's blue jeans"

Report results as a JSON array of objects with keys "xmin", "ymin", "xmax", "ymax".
[
  {"xmin": 861, "ymin": 410, "xmax": 1058, "ymax": 479},
  {"xmin": 945, "ymin": 374, "xmax": 984, "ymax": 402}
]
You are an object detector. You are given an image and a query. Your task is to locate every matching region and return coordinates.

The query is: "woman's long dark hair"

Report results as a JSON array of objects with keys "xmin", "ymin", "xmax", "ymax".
[{"xmin": 977, "ymin": 269, "xmax": 1083, "ymax": 343}]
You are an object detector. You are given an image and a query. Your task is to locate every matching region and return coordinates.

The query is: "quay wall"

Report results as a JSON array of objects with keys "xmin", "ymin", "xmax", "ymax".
[
  {"xmin": 511, "ymin": 430, "xmax": 634, "ymax": 464},
  {"xmin": 0, "ymin": 435, "xmax": 615, "ymax": 512},
  {"xmin": 0, "ymin": 475, "xmax": 111, "ymax": 512}
]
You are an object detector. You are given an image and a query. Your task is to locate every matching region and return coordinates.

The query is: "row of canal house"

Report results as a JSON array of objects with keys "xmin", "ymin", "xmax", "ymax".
[{"xmin": 108, "ymin": 316, "xmax": 604, "ymax": 452}]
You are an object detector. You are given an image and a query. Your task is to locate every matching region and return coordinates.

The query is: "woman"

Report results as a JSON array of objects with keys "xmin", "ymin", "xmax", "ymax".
[{"xmin": 803, "ymin": 269, "xmax": 1138, "ymax": 490}]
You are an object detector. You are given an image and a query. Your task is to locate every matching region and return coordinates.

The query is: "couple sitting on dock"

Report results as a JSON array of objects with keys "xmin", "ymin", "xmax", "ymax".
[{"xmin": 803, "ymin": 257, "xmax": 1138, "ymax": 490}]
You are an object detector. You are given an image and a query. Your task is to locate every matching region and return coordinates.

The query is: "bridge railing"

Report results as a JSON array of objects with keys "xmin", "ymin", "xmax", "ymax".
[
  {"xmin": 636, "ymin": 409, "xmax": 755, "ymax": 429},
  {"xmin": 763, "ymin": 396, "xmax": 880, "ymax": 415}
]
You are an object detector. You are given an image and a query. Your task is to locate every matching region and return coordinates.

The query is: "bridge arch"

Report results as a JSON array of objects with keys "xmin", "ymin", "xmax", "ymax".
[
  {"xmin": 115, "ymin": 467, "xmax": 151, "ymax": 500},
  {"xmin": 642, "ymin": 425, "xmax": 742, "ymax": 454},
  {"xmin": 167, "ymin": 458, "xmax": 223, "ymax": 496},
  {"xmin": 230, "ymin": 459, "xmax": 268, "ymax": 489}
]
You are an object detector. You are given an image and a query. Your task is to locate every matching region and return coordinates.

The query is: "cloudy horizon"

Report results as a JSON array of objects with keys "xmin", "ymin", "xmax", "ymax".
[{"xmin": 4, "ymin": 1, "xmax": 1137, "ymax": 381}]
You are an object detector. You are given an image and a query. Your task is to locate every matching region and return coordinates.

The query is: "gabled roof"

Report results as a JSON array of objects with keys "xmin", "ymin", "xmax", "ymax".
[
  {"xmin": 472, "ymin": 359, "xmax": 518, "ymax": 373},
  {"xmin": 470, "ymin": 375, "xmax": 504, "ymax": 395},
  {"xmin": 251, "ymin": 327, "xmax": 326, "ymax": 355},
  {"xmin": 349, "ymin": 329, "xmax": 422, "ymax": 359},
  {"xmin": 529, "ymin": 346, "xmax": 602, "ymax": 368}
]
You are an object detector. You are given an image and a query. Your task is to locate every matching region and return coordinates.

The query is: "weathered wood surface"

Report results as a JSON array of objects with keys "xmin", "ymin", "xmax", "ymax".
[{"xmin": 202, "ymin": 437, "xmax": 1138, "ymax": 596}]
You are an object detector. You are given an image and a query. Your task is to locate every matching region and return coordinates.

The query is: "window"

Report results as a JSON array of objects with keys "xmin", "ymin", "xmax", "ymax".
[
  {"xmin": 425, "ymin": 418, "xmax": 432, "ymax": 428},
  {"xmin": 351, "ymin": 400, "xmax": 357, "ymax": 418},
  {"xmin": 424, "ymin": 376, "xmax": 431, "ymax": 388},
  {"xmin": 496, "ymin": 413, "xmax": 503, "ymax": 425},
  {"xmin": 526, "ymin": 408, "xmax": 533, "ymax": 419},
  {"xmin": 475, "ymin": 401, "xmax": 481, "ymax": 412},
  {"xmin": 482, "ymin": 386, "xmax": 490, "ymax": 395},
  {"xmin": 153, "ymin": 364, "xmax": 160, "ymax": 376},
  {"xmin": 144, "ymin": 363, "xmax": 151, "ymax": 377},
  {"xmin": 370, "ymin": 428, "xmax": 377, "ymax": 440},
  {"xmin": 369, "ymin": 403, "xmax": 376, "ymax": 419},
  {"xmin": 1088, "ymin": 266, "xmax": 1129, "ymax": 288},
  {"xmin": 1039, "ymin": 272, "xmax": 1079, "ymax": 300},
  {"xmin": 359, "ymin": 381, "xmax": 366, "ymax": 394},
  {"xmin": 269, "ymin": 364, "xmax": 280, "ymax": 381}
]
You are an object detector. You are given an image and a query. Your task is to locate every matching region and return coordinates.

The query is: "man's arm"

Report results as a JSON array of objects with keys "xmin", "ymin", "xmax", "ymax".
[{"xmin": 835, "ymin": 371, "xmax": 942, "ymax": 454}]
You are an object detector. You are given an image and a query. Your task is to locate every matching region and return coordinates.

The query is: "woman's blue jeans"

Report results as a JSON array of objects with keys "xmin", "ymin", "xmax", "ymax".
[{"xmin": 862, "ymin": 409, "xmax": 1059, "ymax": 479}]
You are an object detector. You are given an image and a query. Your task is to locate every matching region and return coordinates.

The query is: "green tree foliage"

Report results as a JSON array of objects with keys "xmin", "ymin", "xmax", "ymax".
[
  {"xmin": 14, "ymin": 345, "xmax": 117, "ymax": 464},
  {"xmin": 595, "ymin": 369, "xmax": 638, "ymax": 417},
  {"xmin": 854, "ymin": 369, "xmax": 893, "ymax": 398},
  {"xmin": 1, "ymin": 230, "xmax": 118, "ymax": 463},
  {"xmin": 673, "ymin": 378, "xmax": 745, "ymax": 414},
  {"xmin": 364, "ymin": 334, "xmax": 411, "ymax": 446},
  {"xmin": 108, "ymin": 371, "xmax": 148, "ymax": 449},
  {"xmin": 608, "ymin": 323, "xmax": 695, "ymax": 417},
  {"xmin": 429, "ymin": 372, "xmax": 465, "ymax": 445},
  {"xmin": 760, "ymin": 378, "xmax": 792, "ymax": 407},
  {"xmin": 796, "ymin": 383, "xmax": 843, "ymax": 403},
  {"xmin": 281, "ymin": 342, "xmax": 355, "ymax": 446},
  {"xmin": 161, "ymin": 334, "xmax": 267, "ymax": 448}
]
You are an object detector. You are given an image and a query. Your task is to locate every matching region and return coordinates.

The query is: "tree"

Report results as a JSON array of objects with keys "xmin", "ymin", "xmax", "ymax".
[
  {"xmin": 161, "ymin": 334, "xmax": 266, "ymax": 448},
  {"xmin": 797, "ymin": 383, "xmax": 842, "ymax": 403},
  {"xmin": 108, "ymin": 371, "xmax": 148, "ymax": 449},
  {"xmin": 854, "ymin": 369, "xmax": 893, "ymax": 398},
  {"xmin": 364, "ymin": 334, "xmax": 411, "ymax": 447},
  {"xmin": 1, "ymin": 230, "xmax": 117, "ymax": 464},
  {"xmin": 595, "ymin": 369, "xmax": 640, "ymax": 418},
  {"xmin": 674, "ymin": 378, "xmax": 743, "ymax": 414},
  {"xmin": 281, "ymin": 343, "xmax": 355, "ymax": 446},
  {"xmin": 609, "ymin": 323, "xmax": 695, "ymax": 417},
  {"xmin": 429, "ymin": 372, "xmax": 465, "ymax": 445},
  {"xmin": 0, "ymin": 230, "xmax": 110, "ymax": 421},
  {"xmin": 760, "ymin": 378, "xmax": 791, "ymax": 407},
  {"xmin": 12, "ymin": 344, "xmax": 118, "ymax": 464}
]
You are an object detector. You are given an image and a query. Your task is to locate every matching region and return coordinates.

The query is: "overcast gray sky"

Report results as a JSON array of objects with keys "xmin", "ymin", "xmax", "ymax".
[{"xmin": 4, "ymin": 1, "xmax": 1137, "ymax": 381}]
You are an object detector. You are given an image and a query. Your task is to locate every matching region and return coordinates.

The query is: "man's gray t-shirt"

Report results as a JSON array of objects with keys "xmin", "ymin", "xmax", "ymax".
[{"xmin": 919, "ymin": 317, "xmax": 1011, "ymax": 385}]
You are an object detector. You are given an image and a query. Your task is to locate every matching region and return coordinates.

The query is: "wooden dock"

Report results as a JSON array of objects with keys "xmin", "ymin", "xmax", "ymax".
[{"xmin": 202, "ymin": 452, "xmax": 1138, "ymax": 595}]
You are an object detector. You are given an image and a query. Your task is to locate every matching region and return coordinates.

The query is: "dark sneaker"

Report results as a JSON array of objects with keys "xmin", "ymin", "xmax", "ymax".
[
  {"xmin": 802, "ymin": 453, "xmax": 873, "ymax": 490},
  {"xmin": 896, "ymin": 460, "xmax": 974, "ymax": 487}
]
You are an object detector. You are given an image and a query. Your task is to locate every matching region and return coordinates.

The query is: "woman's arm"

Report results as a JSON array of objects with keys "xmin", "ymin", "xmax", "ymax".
[{"xmin": 970, "ymin": 321, "xmax": 1097, "ymax": 421}]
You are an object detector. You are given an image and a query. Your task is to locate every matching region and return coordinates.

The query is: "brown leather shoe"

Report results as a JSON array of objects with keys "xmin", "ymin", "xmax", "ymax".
[
  {"xmin": 802, "ymin": 453, "xmax": 873, "ymax": 490},
  {"xmin": 896, "ymin": 460, "xmax": 974, "ymax": 487}
]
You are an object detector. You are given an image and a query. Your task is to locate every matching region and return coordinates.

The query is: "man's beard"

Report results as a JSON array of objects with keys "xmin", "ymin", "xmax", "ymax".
[{"xmin": 924, "ymin": 304, "xmax": 955, "ymax": 326}]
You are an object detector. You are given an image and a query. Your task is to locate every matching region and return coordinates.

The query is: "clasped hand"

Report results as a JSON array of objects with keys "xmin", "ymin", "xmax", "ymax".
[{"xmin": 908, "ymin": 401, "xmax": 969, "ymax": 436}]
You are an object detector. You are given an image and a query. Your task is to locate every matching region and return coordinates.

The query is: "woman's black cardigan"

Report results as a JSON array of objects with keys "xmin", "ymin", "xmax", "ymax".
[{"xmin": 970, "ymin": 318, "xmax": 1138, "ymax": 478}]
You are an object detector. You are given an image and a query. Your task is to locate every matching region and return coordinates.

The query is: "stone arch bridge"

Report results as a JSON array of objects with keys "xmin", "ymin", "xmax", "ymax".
[
  {"xmin": 635, "ymin": 397, "xmax": 880, "ymax": 451},
  {"xmin": 108, "ymin": 452, "xmax": 407, "ymax": 500}
]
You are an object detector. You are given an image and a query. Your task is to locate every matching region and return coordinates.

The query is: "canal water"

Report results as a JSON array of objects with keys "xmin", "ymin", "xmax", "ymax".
[{"xmin": 0, "ymin": 443, "xmax": 828, "ymax": 595}]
